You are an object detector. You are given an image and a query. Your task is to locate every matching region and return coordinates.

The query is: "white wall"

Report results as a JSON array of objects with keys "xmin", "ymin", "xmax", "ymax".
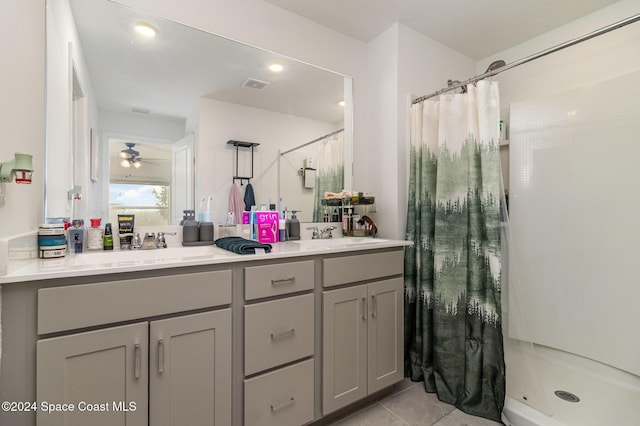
[
  {"xmin": 480, "ymin": 1, "xmax": 640, "ymax": 425},
  {"xmin": 196, "ymin": 98, "xmax": 336, "ymax": 224},
  {"xmin": 45, "ymin": 0, "xmax": 99, "ymax": 221},
  {"xmin": 366, "ymin": 24, "xmax": 475, "ymax": 239},
  {"xmin": 0, "ymin": 0, "xmax": 45, "ymax": 238}
]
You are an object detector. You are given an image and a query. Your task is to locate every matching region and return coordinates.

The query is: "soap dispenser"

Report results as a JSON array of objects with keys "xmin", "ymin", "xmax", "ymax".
[{"xmin": 289, "ymin": 210, "xmax": 301, "ymax": 240}]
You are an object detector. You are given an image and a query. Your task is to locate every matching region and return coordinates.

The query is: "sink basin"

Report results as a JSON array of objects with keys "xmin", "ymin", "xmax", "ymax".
[
  {"xmin": 293, "ymin": 237, "xmax": 389, "ymax": 250},
  {"xmin": 68, "ymin": 245, "xmax": 225, "ymax": 266}
]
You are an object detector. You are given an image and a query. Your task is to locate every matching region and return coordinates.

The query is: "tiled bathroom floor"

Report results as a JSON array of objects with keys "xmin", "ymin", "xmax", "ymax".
[{"xmin": 328, "ymin": 379, "xmax": 503, "ymax": 426}]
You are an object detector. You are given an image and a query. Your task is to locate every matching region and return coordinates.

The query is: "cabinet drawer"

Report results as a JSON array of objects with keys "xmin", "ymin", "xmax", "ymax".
[
  {"xmin": 323, "ymin": 250, "xmax": 403, "ymax": 287},
  {"xmin": 244, "ymin": 359, "xmax": 314, "ymax": 426},
  {"xmin": 245, "ymin": 294, "xmax": 314, "ymax": 375},
  {"xmin": 38, "ymin": 270, "xmax": 232, "ymax": 334},
  {"xmin": 245, "ymin": 260, "xmax": 314, "ymax": 300}
]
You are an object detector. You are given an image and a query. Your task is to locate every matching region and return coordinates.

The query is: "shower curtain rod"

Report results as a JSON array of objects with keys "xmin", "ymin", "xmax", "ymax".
[
  {"xmin": 280, "ymin": 128, "xmax": 344, "ymax": 155},
  {"xmin": 412, "ymin": 13, "xmax": 640, "ymax": 104}
]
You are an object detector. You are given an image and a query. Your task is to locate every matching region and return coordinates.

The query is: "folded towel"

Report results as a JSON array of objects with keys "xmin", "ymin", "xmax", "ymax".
[{"xmin": 215, "ymin": 236, "xmax": 272, "ymax": 255}]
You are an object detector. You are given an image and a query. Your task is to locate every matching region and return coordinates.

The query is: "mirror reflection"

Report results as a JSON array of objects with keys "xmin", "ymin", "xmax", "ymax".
[{"xmin": 45, "ymin": 0, "xmax": 352, "ymax": 226}]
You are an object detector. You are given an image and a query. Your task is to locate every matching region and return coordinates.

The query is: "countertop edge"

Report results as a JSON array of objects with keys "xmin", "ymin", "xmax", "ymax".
[{"xmin": 0, "ymin": 240, "xmax": 411, "ymax": 285}]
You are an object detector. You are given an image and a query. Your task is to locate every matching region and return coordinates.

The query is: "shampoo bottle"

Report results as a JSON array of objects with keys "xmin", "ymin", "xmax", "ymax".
[{"xmin": 103, "ymin": 223, "xmax": 114, "ymax": 250}]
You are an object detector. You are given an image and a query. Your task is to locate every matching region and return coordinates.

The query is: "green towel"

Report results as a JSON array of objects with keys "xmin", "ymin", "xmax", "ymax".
[{"xmin": 215, "ymin": 236, "xmax": 272, "ymax": 254}]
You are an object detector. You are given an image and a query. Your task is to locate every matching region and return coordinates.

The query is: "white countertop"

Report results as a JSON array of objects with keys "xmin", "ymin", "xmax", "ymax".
[{"xmin": 0, "ymin": 238, "xmax": 410, "ymax": 284}]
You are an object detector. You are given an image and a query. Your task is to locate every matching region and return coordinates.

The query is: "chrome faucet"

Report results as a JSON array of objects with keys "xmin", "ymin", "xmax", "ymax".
[
  {"xmin": 307, "ymin": 226, "xmax": 336, "ymax": 239},
  {"xmin": 155, "ymin": 231, "xmax": 177, "ymax": 248},
  {"xmin": 307, "ymin": 226, "xmax": 321, "ymax": 239},
  {"xmin": 320, "ymin": 226, "xmax": 336, "ymax": 239},
  {"xmin": 130, "ymin": 232, "xmax": 142, "ymax": 250},
  {"xmin": 141, "ymin": 232, "xmax": 156, "ymax": 250}
]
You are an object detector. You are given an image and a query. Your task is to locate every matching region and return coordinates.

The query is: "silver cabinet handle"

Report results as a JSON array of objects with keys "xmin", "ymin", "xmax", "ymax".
[
  {"xmin": 134, "ymin": 343, "xmax": 141, "ymax": 379},
  {"xmin": 372, "ymin": 294, "xmax": 377, "ymax": 318},
  {"xmin": 270, "ymin": 328, "xmax": 295, "ymax": 340},
  {"xmin": 271, "ymin": 277, "xmax": 295, "ymax": 286},
  {"xmin": 362, "ymin": 297, "xmax": 367, "ymax": 320},
  {"xmin": 270, "ymin": 396, "xmax": 295, "ymax": 412},
  {"xmin": 158, "ymin": 339, "xmax": 165, "ymax": 374}
]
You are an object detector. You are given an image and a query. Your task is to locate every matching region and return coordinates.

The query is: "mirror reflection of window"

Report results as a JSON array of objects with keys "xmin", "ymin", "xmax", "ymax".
[
  {"xmin": 108, "ymin": 139, "xmax": 172, "ymax": 226},
  {"xmin": 109, "ymin": 183, "xmax": 170, "ymax": 226}
]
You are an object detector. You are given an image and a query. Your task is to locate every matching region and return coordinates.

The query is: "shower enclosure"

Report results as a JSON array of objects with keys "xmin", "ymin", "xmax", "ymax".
[{"xmin": 495, "ymin": 11, "xmax": 640, "ymax": 426}]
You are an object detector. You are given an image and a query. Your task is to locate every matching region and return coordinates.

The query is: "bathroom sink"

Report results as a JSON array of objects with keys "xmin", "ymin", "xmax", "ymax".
[
  {"xmin": 68, "ymin": 245, "xmax": 225, "ymax": 267},
  {"xmin": 293, "ymin": 237, "xmax": 389, "ymax": 250}
]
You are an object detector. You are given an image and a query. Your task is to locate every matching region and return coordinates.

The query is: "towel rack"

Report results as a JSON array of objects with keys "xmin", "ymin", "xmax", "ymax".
[{"xmin": 227, "ymin": 140, "xmax": 259, "ymax": 185}]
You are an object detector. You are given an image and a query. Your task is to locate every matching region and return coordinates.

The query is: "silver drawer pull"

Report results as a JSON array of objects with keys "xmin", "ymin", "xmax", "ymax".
[
  {"xmin": 271, "ymin": 277, "xmax": 295, "ymax": 286},
  {"xmin": 372, "ymin": 294, "xmax": 377, "ymax": 318},
  {"xmin": 158, "ymin": 339, "xmax": 165, "ymax": 374},
  {"xmin": 270, "ymin": 328, "xmax": 296, "ymax": 340},
  {"xmin": 134, "ymin": 343, "xmax": 141, "ymax": 379},
  {"xmin": 362, "ymin": 297, "xmax": 367, "ymax": 320},
  {"xmin": 270, "ymin": 396, "xmax": 295, "ymax": 412}
]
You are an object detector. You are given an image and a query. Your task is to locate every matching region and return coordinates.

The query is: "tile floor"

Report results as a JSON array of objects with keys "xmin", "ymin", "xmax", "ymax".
[{"xmin": 328, "ymin": 379, "xmax": 503, "ymax": 426}]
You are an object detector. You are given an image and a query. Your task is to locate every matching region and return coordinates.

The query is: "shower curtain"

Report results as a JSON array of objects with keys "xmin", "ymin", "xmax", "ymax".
[
  {"xmin": 312, "ymin": 130, "xmax": 344, "ymax": 222},
  {"xmin": 404, "ymin": 81, "xmax": 505, "ymax": 422}
]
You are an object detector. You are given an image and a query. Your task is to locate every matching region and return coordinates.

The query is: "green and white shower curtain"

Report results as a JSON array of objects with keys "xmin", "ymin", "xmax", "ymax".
[
  {"xmin": 312, "ymin": 130, "xmax": 344, "ymax": 222},
  {"xmin": 404, "ymin": 81, "xmax": 505, "ymax": 422}
]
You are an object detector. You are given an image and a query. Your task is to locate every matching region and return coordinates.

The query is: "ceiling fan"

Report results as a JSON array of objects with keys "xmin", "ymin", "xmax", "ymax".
[
  {"xmin": 118, "ymin": 142, "xmax": 169, "ymax": 168},
  {"xmin": 119, "ymin": 143, "xmax": 142, "ymax": 168}
]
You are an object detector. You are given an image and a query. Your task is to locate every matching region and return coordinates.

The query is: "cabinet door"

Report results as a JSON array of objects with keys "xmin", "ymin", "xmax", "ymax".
[
  {"xmin": 36, "ymin": 322, "xmax": 149, "ymax": 426},
  {"xmin": 149, "ymin": 309, "xmax": 232, "ymax": 426},
  {"xmin": 367, "ymin": 278, "xmax": 403, "ymax": 394},
  {"xmin": 322, "ymin": 285, "xmax": 368, "ymax": 414}
]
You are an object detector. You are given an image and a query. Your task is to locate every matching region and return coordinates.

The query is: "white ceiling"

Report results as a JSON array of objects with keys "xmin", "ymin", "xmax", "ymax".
[{"xmin": 264, "ymin": 0, "xmax": 622, "ymax": 59}]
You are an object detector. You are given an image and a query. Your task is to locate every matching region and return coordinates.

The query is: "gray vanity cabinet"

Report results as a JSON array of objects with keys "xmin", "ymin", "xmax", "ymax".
[
  {"xmin": 34, "ymin": 270, "xmax": 233, "ymax": 426},
  {"xmin": 242, "ymin": 260, "xmax": 316, "ymax": 426},
  {"xmin": 321, "ymin": 251, "xmax": 404, "ymax": 415},
  {"xmin": 149, "ymin": 310, "xmax": 232, "ymax": 426},
  {"xmin": 37, "ymin": 310, "xmax": 232, "ymax": 426},
  {"xmin": 36, "ymin": 322, "xmax": 149, "ymax": 426}
]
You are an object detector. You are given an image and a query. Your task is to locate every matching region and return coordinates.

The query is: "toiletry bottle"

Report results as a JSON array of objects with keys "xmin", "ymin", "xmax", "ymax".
[
  {"xmin": 250, "ymin": 206, "xmax": 257, "ymax": 240},
  {"xmin": 103, "ymin": 223, "xmax": 114, "ymax": 250},
  {"xmin": 68, "ymin": 219, "xmax": 86, "ymax": 253},
  {"xmin": 182, "ymin": 215, "xmax": 199, "ymax": 245},
  {"xmin": 279, "ymin": 213, "xmax": 286, "ymax": 242},
  {"xmin": 289, "ymin": 210, "xmax": 301, "ymax": 240},
  {"xmin": 87, "ymin": 218, "xmax": 104, "ymax": 251}
]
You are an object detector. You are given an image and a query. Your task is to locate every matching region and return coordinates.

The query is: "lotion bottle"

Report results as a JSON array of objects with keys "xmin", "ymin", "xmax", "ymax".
[{"xmin": 289, "ymin": 210, "xmax": 301, "ymax": 240}]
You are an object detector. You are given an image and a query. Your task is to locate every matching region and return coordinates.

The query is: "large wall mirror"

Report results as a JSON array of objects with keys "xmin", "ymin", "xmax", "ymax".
[{"xmin": 45, "ymin": 0, "xmax": 352, "ymax": 226}]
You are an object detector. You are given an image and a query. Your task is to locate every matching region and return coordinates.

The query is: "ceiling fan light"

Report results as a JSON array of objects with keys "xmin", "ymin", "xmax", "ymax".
[
  {"xmin": 120, "ymin": 151, "xmax": 129, "ymax": 158},
  {"xmin": 133, "ymin": 160, "xmax": 142, "ymax": 168},
  {"xmin": 120, "ymin": 159, "xmax": 131, "ymax": 168}
]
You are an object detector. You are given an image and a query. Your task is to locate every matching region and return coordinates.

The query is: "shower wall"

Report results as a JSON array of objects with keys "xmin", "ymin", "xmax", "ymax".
[
  {"xmin": 508, "ymin": 71, "xmax": 640, "ymax": 426},
  {"xmin": 484, "ymin": 1, "xmax": 640, "ymax": 425}
]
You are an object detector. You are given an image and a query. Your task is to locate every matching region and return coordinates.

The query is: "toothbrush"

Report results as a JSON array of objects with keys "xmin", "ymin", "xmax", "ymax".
[
  {"xmin": 205, "ymin": 196, "xmax": 212, "ymax": 222},
  {"xmin": 198, "ymin": 197, "xmax": 206, "ymax": 222}
]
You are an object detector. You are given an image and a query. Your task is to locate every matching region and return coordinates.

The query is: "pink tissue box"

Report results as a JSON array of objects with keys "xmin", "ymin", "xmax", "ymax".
[{"xmin": 255, "ymin": 211, "xmax": 279, "ymax": 243}]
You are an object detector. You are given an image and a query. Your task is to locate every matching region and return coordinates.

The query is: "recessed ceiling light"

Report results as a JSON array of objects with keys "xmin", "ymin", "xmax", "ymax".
[
  {"xmin": 268, "ymin": 63, "xmax": 284, "ymax": 73},
  {"xmin": 134, "ymin": 24, "xmax": 157, "ymax": 38},
  {"xmin": 338, "ymin": 100, "xmax": 346, "ymax": 107}
]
